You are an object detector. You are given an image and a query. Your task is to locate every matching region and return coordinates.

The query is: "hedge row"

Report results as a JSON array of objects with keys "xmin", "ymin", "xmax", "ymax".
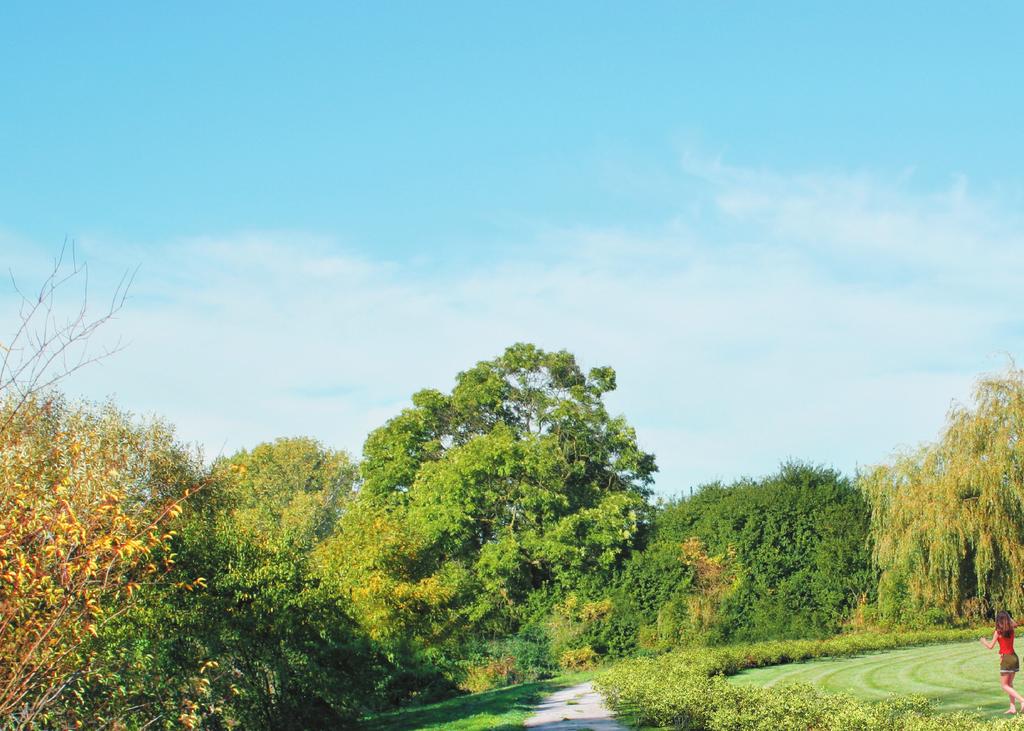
[{"xmin": 595, "ymin": 629, "xmax": 1002, "ymax": 730}]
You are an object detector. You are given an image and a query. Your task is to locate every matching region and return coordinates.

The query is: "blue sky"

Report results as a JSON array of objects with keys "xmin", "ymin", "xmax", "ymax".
[{"xmin": 2, "ymin": 3, "xmax": 1023, "ymax": 494}]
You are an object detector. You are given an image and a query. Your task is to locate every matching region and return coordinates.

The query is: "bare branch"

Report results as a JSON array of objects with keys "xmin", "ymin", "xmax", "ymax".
[{"xmin": 0, "ymin": 241, "xmax": 134, "ymax": 433}]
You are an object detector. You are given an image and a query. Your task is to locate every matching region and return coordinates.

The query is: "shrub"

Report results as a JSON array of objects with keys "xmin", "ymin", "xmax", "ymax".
[
  {"xmin": 560, "ymin": 645, "xmax": 599, "ymax": 671},
  {"xmin": 460, "ymin": 657, "xmax": 517, "ymax": 693},
  {"xmin": 604, "ymin": 463, "xmax": 874, "ymax": 655},
  {"xmin": 706, "ymin": 683, "xmax": 986, "ymax": 731},
  {"xmin": 548, "ymin": 593, "xmax": 613, "ymax": 666},
  {"xmin": 459, "ymin": 623, "xmax": 557, "ymax": 692},
  {"xmin": 503, "ymin": 623, "xmax": 558, "ymax": 681}
]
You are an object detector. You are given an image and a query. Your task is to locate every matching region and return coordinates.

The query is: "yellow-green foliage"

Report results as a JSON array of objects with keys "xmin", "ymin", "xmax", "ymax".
[
  {"xmin": 0, "ymin": 395, "xmax": 198, "ymax": 726},
  {"xmin": 708, "ymin": 685, "xmax": 1004, "ymax": 731},
  {"xmin": 862, "ymin": 366, "xmax": 1024, "ymax": 620},
  {"xmin": 559, "ymin": 646, "xmax": 599, "ymax": 671},
  {"xmin": 596, "ymin": 629, "xmax": 982, "ymax": 729},
  {"xmin": 547, "ymin": 594, "xmax": 612, "ymax": 666},
  {"xmin": 678, "ymin": 537, "xmax": 740, "ymax": 633}
]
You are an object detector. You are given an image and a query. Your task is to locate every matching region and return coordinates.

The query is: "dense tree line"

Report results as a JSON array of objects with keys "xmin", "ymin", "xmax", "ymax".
[{"xmin": 4, "ymin": 343, "xmax": 1023, "ymax": 728}]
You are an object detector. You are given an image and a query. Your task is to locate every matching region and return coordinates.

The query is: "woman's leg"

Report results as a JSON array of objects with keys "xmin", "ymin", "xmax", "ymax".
[
  {"xmin": 1009, "ymin": 671, "xmax": 1024, "ymax": 711},
  {"xmin": 1001, "ymin": 671, "xmax": 1024, "ymax": 711}
]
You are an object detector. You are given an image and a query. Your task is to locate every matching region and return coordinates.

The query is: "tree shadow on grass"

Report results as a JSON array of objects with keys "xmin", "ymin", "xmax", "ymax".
[{"xmin": 359, "ymin": 677, "xmax": 578, "ymax": 731}]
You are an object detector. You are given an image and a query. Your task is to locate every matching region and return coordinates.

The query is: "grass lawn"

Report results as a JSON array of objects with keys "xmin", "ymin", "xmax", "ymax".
[
  {"xmin": 359, "ymin": 672, "xmax": 593, "ymax": 731},
  {"xmin": 732, "ymin": 639, "xmax": 1016, "ymax": 718}
]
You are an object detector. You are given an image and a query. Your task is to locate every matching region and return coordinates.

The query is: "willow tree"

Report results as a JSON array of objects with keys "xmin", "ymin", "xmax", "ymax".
[{"xmin": 862, "ymin": 365, "xmax": 1024, "ymax": 621}]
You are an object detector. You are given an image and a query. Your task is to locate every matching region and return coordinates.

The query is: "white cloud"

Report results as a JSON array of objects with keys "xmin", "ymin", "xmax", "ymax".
[{"xmin": 3, "ymin": 161, "xmax": 1022, "ymax": 494}]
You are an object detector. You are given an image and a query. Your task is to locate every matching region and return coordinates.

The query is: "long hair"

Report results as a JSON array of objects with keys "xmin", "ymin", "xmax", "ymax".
[{"xmin": 997, "ymin": 610, "xmax": 1014, "ymax": 638}]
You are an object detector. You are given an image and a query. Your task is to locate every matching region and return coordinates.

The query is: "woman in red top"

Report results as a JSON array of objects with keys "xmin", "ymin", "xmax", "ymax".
[{"xmin": 981, "ymin": 611, "xmax": 1024, "ymax": 713}]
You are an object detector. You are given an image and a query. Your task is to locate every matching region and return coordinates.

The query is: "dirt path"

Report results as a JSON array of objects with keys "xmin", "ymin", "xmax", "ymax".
[{"xmin": 523, "ymin": 680, "xmax": 627, "ymax": 730}]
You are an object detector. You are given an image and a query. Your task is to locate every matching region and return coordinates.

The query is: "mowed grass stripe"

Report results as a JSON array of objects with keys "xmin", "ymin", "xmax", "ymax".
[{"xmin": 732, "ymin": 640, "xmax": 1017, "ymax": 717}]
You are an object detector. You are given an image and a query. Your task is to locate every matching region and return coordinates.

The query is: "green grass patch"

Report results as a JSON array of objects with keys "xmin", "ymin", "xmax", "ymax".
[
  {"xmin": 359, "ymin": 672, "xmax": 593, "ymax": 731},
  {"xmin": 595, "ymin": 628, "xmax": 1015, "ymax": 730},
  {"xmin": 732, "ymin": 639, "xmax": 1013, "ymax": 717}
]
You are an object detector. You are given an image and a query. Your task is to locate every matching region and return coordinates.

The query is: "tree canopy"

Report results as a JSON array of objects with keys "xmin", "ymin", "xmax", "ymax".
[
  {"xmin": 326, "ymin": 343, "xmax": 657, "ymax": 645},
  {"xmin": 606, "ymin": 462, "xmax": 872, "ymax": 646},
  {"xmin": 153, "ymin": 437, "xmax": 382, "ymax": 729}
]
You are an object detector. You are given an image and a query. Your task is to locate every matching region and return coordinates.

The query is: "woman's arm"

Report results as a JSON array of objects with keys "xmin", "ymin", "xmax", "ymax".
[{"xmin": 981, "ymin": 630, "xmax": 998, "ymax": 650}]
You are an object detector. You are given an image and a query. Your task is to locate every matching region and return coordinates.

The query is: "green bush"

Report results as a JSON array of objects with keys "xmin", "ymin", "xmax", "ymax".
[
  {"xmin": 460, "ymin": 657, "xmax": 518, "ymax": 693},
  {"xmin": 460, "ymin": 623, "xmax": 557, "ymax": 690},
  {"xmin": 598, "ymin": 535, "xmax": 696, "ymax": 655},
  {"xmin": 602, "ymin": 462, "xmax": 874, "ymax": 654},
  {"xmin": 707, "ymin": 683, "xmax": 996, "ymax": 731},
  {"xmin": 503, "ymin": 623, "xmax": 558, "ymax": 680}
]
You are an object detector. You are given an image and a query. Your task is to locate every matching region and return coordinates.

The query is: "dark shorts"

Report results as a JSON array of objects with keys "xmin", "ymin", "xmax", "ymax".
[{"xmin": 1001, "ymin": 653, "xmax": 1020, "ymax": 674}]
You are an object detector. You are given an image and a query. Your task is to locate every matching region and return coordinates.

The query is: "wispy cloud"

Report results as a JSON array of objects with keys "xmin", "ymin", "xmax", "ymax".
[{"xmin": 3, "ymin": 159, "xmax": 1021, "ymax": 493}]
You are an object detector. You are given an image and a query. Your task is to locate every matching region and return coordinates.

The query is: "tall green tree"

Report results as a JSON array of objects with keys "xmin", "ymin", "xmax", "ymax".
[
  {"xmin": 326, "ymin": 343, "xmax": 657, "ymax": 648},
  {"xmin": 862, "ymin": 365, "xmax": 1024, "ymax": 622}
]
